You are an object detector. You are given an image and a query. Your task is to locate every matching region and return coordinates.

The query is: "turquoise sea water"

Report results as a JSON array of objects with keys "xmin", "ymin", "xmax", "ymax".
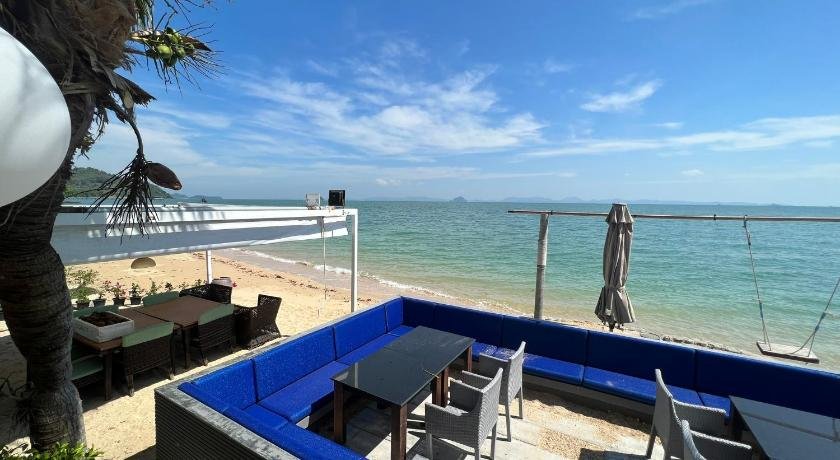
[{"xmin": 215, "ymin": 200, "xmax": 840, "ymax": 370}]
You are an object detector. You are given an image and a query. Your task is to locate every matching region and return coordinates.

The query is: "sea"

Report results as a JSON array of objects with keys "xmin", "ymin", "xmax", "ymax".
[{"xmin": 134, "ymin": 198, "xmax": 840, "ymax": 370}]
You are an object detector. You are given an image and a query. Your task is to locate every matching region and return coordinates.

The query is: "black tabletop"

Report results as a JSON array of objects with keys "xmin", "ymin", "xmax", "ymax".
[
  {"xmin": 383, "ymin": 326, "xmax": 474, "ymax": 375},
  {"xmin": 332, "ymin": 326, "xmax": 474, "ymax": 407},
  {"xmin": 332, "ymin": 348, "xmax": 435, "ymax": 406},
  {"xmin": 731, "ymin": 396, "xmax": 840, "ymax": 459}
]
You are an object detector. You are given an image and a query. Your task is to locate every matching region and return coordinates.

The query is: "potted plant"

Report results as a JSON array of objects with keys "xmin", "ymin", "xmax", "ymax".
[
  {"xmin": 164, "ymin": 282, "xmax": 174, "ymax": 292},
  {"xmin": 148, "ymin": 280, "xmax": 160, "ymax": 296},
  {"xmin": 67, "ymin": 267, "xmax": 99, "ymax": 309},
  {"xmin": 74, "ymin": 293, "xmax": 90, "ymax": 308},
  {"xmin": 110, "ymin": 282, "xmax": 127, "ymax": 306},
  {"xmin": 129, "ymin": 283, "xmax": 144, "ymax": 305},
  {"xmin": 92, "ymin": 291, "xmax": 107, "ymax": 308},
  {"xmin": 177, "ymin": 281, "xmax": 189, "ymax": 291}
]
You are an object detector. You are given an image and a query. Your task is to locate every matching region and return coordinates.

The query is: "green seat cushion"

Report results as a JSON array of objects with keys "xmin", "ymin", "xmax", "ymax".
[
  {"xmin": 72, "ymin": 307, "xmax": 94, "ymax": 318},
  {"xmin": 94, "ymin": 304, "xmax": 119, "ymax": 313},
  {"xmin": 198, "ymin": 303, "xmax": 234, "ymax": 325},
  {"xmin": 122, "ymin": 322, "xmax": 175, "ymax": 347},
  {"xmin": 142, "ymin": 292, "xmax": 179, "ymax": 307},
  {"xmin": 72, "ymin": 355, "xmax": 103, "ymax": 380}
]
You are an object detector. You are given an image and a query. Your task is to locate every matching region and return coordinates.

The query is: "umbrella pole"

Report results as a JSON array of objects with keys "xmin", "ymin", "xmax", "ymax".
[{"xmin": 534, "ymin": 213, "xmax": 549, "ymax": 320}]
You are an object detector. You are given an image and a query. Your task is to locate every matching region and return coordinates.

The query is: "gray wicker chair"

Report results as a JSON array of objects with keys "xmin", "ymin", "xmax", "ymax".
[
  {"xmin": 477, "ymin": 341, "xmax": 525, "ymax": 441},
  {"xmin": 647, "ymin": 369, "xmax": 728, "ymax": 459},
  {"xmin": 681, "ymin": 420, "xmax": 752, "ymax": 460},
  {"xmin": 425, "ymin": 368, "xmax": 503, "ymax": 460}
]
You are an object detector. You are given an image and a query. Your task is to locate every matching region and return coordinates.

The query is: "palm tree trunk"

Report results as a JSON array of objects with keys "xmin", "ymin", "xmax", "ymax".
[{"xmin": 0, "ymin": 93, "xmax": 95, "ymax": 449}]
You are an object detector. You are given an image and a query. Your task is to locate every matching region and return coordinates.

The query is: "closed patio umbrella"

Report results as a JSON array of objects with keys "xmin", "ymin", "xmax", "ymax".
[{"xmin": 595, "ymin": 203, "xmax": 635, "ymax": 331}]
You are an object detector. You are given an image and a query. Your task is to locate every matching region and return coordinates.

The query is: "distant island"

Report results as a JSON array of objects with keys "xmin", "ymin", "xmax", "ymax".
[
  {"xmin": 66, "ymin": 167, "xmax": 171, "ymax": 198},
  {"xmin": 451, "ymin": 196, "xmax": 467, "ymax": 203},
  {"xmin": 170, "ymin": 193, "xmax": 224, "ymax": 202}
]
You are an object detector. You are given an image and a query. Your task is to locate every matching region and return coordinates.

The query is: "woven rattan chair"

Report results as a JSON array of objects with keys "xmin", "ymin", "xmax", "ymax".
[
  {"xmin": 234, "ymin": 294, "xmax": 281, "ymax": 349},
  {"xmin": 190, "ymin": 303, "xmax": 235, "ymax": 366},
  {"xmin": 142, "ymin": 291, "xmax": 179, "ymax": 306},
  {"xmin": 179, "ymin": 284, "xmax": 232, "ymax": 304},
  {"xmin": 425, "ymin": 368, "xmax": 503, "ymax": 460},
  {"xmin": 647, "ymin": 369, "xmax": 728, "ymax": 459},
  {"xmin": 477, "ymin": 341, "xmax": 525, "ymax": 441},
  {"xmin": 681, "ymin": 420, "xmax": 751, "ymax": 460},
  {"xmin": 117, "ymin": 321, "xmax": 175, "ymax": 396},
  {"xmin": 71, "ymin": 351, "xmax": 104, "ymax": 396}
]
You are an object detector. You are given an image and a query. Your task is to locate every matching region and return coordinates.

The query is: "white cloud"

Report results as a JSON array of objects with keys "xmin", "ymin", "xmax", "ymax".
[
  {"xmin": 543, "ymin": 58, "xmax": 574, "ymax": 74},
  {"xmin": 375, "ymin": 178, "xmax": 401, "ymax": 186},
  {"xmin": 306, "ymin": 59, "xmax": 339, "ymax": 77},
  {"xmin": 653, "ymin": 121, "xmax": 684, "ymax": 130},
  {"xmin": 147, "ymin": 104, "xmax": 232, "ymax": 129},
  {"xmin": 581, "ymin": 79, "xmax": 662, "ymax": 113},
  {"xmin": 525, "ymin": 115, "xmax": 840, "ymax": 158},
  {"xmin": 631, "ymin": 0, "xmax": 714, "ymax": 20},
  {"xmin": 681, "ymin": 169, "xmax": 704, "ymax": 177}
]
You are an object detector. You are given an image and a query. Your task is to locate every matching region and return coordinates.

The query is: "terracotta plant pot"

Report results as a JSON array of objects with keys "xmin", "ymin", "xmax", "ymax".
[
  {"xmin": 113, "ymin": 297, "xmax": 126, "ymax": 306},
  {"xmin": 75, "ymin": 300, "xmax": 90, "ymax": 308}
]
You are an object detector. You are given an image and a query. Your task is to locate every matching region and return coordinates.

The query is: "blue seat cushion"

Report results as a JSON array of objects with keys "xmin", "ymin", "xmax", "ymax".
[
  {"xmin": 583, "ymin": 367, "xmax": 702, "ymax": 406},
  {"xmin": 179, "ymin": 382, "xmax": 231, "ymax": 413},
  {"xmin": 501, "ymin": 317, "xmax": 588, "ymax": 364},
  {"xmin": 259, "ymin": 361, "xmax": 348, "ymax": 422},
  {"xmin": 387, "ymin": 325, "xmax": 413, "ymax": 337},
  {"xmin": 333, "ymin": 306, "xmax": 387, "ymax": 357},
  {"xmin": 494, "ymin": 348, "xmax": 585, "ymax": 385},
  {"xmin": 472, "ymin": 342, "xmax": 497, "ymax": 360},
  {"xmin": 433, "ymin": 304, "xmax": 504, "ymax": 346},
  {"xmin": 699, "ymin": 392, "xmax": 732, "ymax": 420},
  {"xmin": 695, "ymin": 349, "xmax": 840, "ymax": 418},
  {"xmin": 402, "ymin": 297, "xmax": 436, "ymax": 327},
  {"xmin": 238, "ymin": 404, "xmax": 290, "ymax": 430},
  {"xmin": 337, "ymin": 334, "xmax": 399, "ymax": 365},
  {"xmin": 274, "ymin": 423, "xmax": 364, "ymax": 460},
  {"xmin": 193, "ymin": 360, "xmax": 257, "ymax": 409},
  {"xmin": 586, "ymin": 331, "xmax": 696, "ymax": 389},
  {"xmin": 253, "ymin": 327, "xmax": 336, "ymax": 400},
  {"xmin": 383, "ymin": 298, "xmax": 404, "ymax": 331}
]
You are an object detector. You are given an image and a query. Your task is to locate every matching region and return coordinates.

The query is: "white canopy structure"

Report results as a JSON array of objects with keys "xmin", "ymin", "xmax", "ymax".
[{"xmin": 52, "ymin": 203, "xmax": 359, "ymax": 311}]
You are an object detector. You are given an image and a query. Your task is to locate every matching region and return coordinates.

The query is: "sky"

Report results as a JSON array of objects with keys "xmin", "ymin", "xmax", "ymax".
[{"xmin": 79, "ymin": 0, "xmax": 840, "ymax": 205}]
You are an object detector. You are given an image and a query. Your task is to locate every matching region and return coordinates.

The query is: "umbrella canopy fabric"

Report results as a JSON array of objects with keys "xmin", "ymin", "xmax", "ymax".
[{"xmin": 595, "ymin": 203, "xmax": 635, "ymax": 330}]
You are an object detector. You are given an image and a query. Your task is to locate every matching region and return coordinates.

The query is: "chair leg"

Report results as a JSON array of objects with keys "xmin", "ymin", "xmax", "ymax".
[
  {"xmin": 645, "ymin": 425, "xmax": 657, "ymax": 458},
  {"xmin": 505, "ymin": 401, "xmax": 512, "ymax": 442},
  {"xmin": 426, "ymin": 434, "xmax": 433, "ymax": 460},
  {"xmin": 127, "ymin": 374, "xmax": 134, "ymax": 397},
  {"xmin": 474, "ymin": 445, "xmax": 480, "ymax": 460},
  {"xmin": 491, "ymin": 423, "xmax": 497, "ymax": 460},
  {"xmin": 518, "ymin": 387, "xmax": 524, "ymax": 419}
]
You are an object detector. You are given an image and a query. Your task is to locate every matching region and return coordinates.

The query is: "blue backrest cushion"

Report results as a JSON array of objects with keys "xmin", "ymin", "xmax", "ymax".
[
  {"xmin": 586, "ymin": 331, "xmax": 696, "ymax": 388},
  {"xmin": 193, "ymin": 360, "xmax": 257, "ymax": 409},
  {"xmin": 502, "ymin": 317, "xmax": 588, "ymax": 364},
  {"xmin": 383, "ymin": 298, "xmax": 404, "ymax": 331},
  {"xmin": 333, "ymin": 306, "xmax": 387, "ymax": 357},
  {"xmin": 253, "ymin": 327, "xmax": 336, "ymax": 399},
  {"xmin": 402, "ymin": 297, "xmax": 436, "ymax": 327},
  {"xmin": 275, "ymin": 424, "xmax": 364, "ymax": 460},
  {"xmin": 695, "ymin": 349, "xmax": 840, "ymax": 418},
  {"xmin": 179, "ymin": 382, "xmax": 231, "ymax": 413},
  {"xmin": 432, "ymin": 303, "xmax": 504, "ymax": 345}
]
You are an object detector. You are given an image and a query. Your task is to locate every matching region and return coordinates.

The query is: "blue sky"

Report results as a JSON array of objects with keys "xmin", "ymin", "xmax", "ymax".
[{"xmin": 80, "ymin": 0, "xmax": 840, "ymax": 205}]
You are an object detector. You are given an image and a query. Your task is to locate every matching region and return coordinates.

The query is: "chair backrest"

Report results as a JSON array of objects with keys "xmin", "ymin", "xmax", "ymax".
[
  {"xmin": 122, "ymin": 322, "xmax": 175, "ymax": 348},
  {"xmin": 475, "ymin": 368, "xmax": 504, "ymax": 441},
  {"xmin": 198, "ymin": 303, "xmax": 234, "ymax": 325},
  {"xmin": 257, "ymin": 294, "xmax": 281, "ymax": 309},
  {"xmin": 73, "ymin": 307, "xmax": 94, "ymax": 318},
  {"xmin": 143, "ymin": 291, "xmax": 179, "ymax": 307},
  {"xmin": 506, "ymin": 341, "xmax": 525, "ymax": 399},
  {"xmin": 653, "ymin": 368, "xmax": 682, "ymax": 455},
  {"xmin": 681, "ymin": 420, "xmax": 705, "ymax": 460},
  {"xmin": 180, "ymin": 284, "xmax": 232, "ymax": 304},
  {"xmin": 94, "ymin": 304, "xmax": 119, "ymax": 314}
]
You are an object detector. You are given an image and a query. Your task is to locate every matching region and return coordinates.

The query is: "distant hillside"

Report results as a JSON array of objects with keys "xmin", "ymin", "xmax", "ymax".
[
  {"xmin": 451, "ymin": 196, "xmax": 467, "ymax": 202},
  {"xmin": 67, "ymin": 167, "xmax": 171, "ymax": 198}
]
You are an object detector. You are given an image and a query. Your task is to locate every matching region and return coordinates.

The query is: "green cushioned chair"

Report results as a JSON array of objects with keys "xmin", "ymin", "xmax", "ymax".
[
  {"xmin": 73, "ymin": 307, "xmax": 94, "ymax": 318},
  {"xmin": 71, "ymin": 354, "xmax": 105, "ymax": 396},
  {"xmin": 117, "ymin": 321, "xmax": 175, "ymax": 396},
  {"xmin": 191, "ymin": 303, "xmax": 235, "ymax": 366},
  {"xmin": 142, "ymin": 291, "xmax": 179, "ymax": 307}
]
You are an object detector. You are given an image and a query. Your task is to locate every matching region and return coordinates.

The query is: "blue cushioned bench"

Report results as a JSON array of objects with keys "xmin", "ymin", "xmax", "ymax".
[{"xmin": 164, "ymin": 296, "xmax": 840, "ymax": 459}]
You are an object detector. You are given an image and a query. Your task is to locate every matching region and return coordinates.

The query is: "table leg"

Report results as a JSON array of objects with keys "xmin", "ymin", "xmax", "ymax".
[
  {"xmin": 391, "ymin": 404, "xmax": 408, "ymax": 460},
  {"xmin": 334, "ymin": 381, "xmax": 346, "ymax": 444},
  {"xmin": 464, "ymin": 345, "xmax": 473, "ymax": 372},
  {"xmin": 431, "ymin": 375, "xmax": 442, "ymax": 405},
  {"xmin": 441, "ymin": 367, "xmax": 450, "ymax": 406},
  {"xmin": 182, "ymin": 327, "xmax": 191, "ymax": 370},
  {"xmin": 103, "ymin": 351, "xmax": 113, "ymax": 400},
  {"xmin": 731, "ymin": 405, "xmax": 744, "ymax": 441}
]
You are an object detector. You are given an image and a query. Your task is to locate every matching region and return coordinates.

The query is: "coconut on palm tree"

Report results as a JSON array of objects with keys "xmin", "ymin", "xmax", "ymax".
[{"xmin": 0, "ymin": 0, "xmax": 220, "ymax": 450}]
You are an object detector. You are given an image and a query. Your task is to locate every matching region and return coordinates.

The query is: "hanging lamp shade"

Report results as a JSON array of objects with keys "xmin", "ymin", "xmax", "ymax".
[{"xmin": 0, "ymin": 28, "xmax": 71, "ymax": 207}]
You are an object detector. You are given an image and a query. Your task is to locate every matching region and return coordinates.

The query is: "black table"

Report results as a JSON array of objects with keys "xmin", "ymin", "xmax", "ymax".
[
  {"xmin": 332, "ymin": 326, "xmax": 474, "ymax": 460},
  {"xmin": 731, "ymin": 396, "xmax": 840, "ymax": 459}
]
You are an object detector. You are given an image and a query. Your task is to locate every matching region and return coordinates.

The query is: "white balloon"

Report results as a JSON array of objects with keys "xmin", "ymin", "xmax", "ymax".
[{"xmin": 0, "ymin": 27, "xmax": 71, "ymax": 207}]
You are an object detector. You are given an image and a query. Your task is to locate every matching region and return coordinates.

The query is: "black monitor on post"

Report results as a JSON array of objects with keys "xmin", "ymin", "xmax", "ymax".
[{"xmin": 328, "ymin": 190, "xmax": 345, "ymax": 208}]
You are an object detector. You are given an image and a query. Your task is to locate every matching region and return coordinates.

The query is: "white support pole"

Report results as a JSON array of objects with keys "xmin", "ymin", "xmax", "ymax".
[
  {"xmin": 534, "ymin": 213, "xmax": 549, "ymax": 320},
  {"xmin": 205, "ymin": 249, "xmax": 213, "ymax": 283},
  {"xmin": 350, "ymin": 213, "xmax": 358, "ymax": 312}
]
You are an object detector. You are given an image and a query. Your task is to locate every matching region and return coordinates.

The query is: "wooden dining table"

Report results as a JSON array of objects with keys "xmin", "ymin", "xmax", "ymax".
[
  {"xmin": 137, "ymin": 296, "xmax": 222, "ymax": 370},
  {"xmin": 73, "ymin": 309, "xmax": 167, "ymax": 400}
]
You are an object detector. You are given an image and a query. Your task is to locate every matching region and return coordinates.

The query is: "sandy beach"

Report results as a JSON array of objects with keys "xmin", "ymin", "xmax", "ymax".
[{"xmin": 1, "ymin": 251, "xmax": 652, "ymax": 458}]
